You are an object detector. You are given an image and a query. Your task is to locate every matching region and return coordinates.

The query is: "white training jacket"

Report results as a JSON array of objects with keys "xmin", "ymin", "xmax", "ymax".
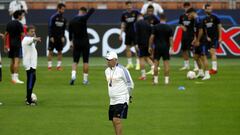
[
  {"xmin": 141, "ymin": 1, "xmax": 164, "ymax": 16},
  {"xmin": 22, "ymin": 36, "xmax": 37, "ymax": 70},
  {"xmin": 105, "ymin": 64, "xmax": 134, "ymax": 105}
]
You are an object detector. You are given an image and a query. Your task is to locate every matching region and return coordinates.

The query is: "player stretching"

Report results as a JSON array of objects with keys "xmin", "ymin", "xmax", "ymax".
[{"xmin": 149, "ymin": 15, "xmax": 173, "ymax": 84}]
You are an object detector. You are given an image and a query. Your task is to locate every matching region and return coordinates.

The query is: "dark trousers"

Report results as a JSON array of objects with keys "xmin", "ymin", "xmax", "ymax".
[{"xmin": 26, "ymin": 68, "xmax": 36, "ymax": 103}]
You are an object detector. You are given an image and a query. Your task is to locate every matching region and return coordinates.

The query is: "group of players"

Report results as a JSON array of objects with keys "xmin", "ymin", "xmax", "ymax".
[
  {"xmin": 0, "ymin": 1, "xmax": 222, "ymax": 103},
  {"xmin": 120, "ymin": 1, "xmax": 221, "ymax": 84}
]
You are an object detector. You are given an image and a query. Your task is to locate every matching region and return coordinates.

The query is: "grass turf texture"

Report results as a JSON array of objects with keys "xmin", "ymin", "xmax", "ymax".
[{"xmin": 0, "ymin": 57, "xmax": 239, "ymax": 135}]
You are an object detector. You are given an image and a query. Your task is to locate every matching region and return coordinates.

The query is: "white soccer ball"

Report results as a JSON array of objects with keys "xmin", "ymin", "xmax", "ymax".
[
  {"xmin": 31, "ymin": 93, "xmax": 37, "ymax": 102},
  {"xmin": 187, "ymin": 71, "xmax": 196, "ymax": 80}
]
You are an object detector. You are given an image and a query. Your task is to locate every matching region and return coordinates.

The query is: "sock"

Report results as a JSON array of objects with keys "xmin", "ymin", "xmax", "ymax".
[
  {"xmin": 154, "ymin": 76, "xmax": 158, "ymax": 83},
  {"xmin": 11, "ymin": 74, "xmax": 14, "ymax": 80},
  {"xmin": 199, "ymin": 69, "xmax": 204, "ymax": 75},
  {"xmin": 83, "ymin": 73, "xmax": 88, "ymax": 81},
  {"xmin": 0, "ymin": 64, "xmax": 2, "ymax": 81},
  {"xmin": 71, "ymin": 70, "xmax": 76, "ymax": 80},
  {"xmin": 184, "ymin": 60, "xmax": 189, "ymax": 68},
  {"xmin": 194, "ymin": 61, "xmax": 199, "ymax": 69},
  {"xmin": 13, "ymin": 73, "xmax": 18, "ymax": 81},
  {"xmin": 16, "ymin": 73, "xmax": 19, "ymax": 80},
  {"xmin": 212, "ymin": 61, "xmax": 217, "ymax": 71},
  {"xmin": 57, "ymin": 61, "xmax": 62, "ymax": 67},
  {"xmin": 48, "ymin": 61, "xmax": 52, "ymax": 68},
  {"xmin": 136, "ymin": 59, "xmax": 140, "ymax": 65},
  {"xmin": 165, "ymin": 76, "xmax": 169, "ymax": 84},
  {"xmin": 127, "ymin": 58, "xmax": 132, "ymax": 65},
  {"xmin": 141, "ymin": 69, "xmax": 146, "ymax": 77}
]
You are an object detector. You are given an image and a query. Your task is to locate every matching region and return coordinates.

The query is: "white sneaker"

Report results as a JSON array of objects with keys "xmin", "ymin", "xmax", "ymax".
[
  {"xmin": 193, "ymin": 67, "xmax": 199, "ymax": 72},
  {"xmin": 165, "ymin": 80, "xmax": 169, "ymax": 84},
  {"xmin": 135, "ymin": 64, "xmax": 140, "ymax": 70},
  {"xmin": 125, "ymin": 64, "xmax": 134, "ymax": 69},
  {"xmin": 15, "ymin": 79, "xmax": 24, "ymax": 84},
  {"xmin": 202, "ymin": 75, "xmax": 210, "ymax": 80},
  {"xmin": 179, "ymin": 66, "xmax": 190, "ymax": 71},
  {"xmin": 196, "ymin": 72, "xmax": 204, "ymax": 78},
  {"xmin": 146, "ymin": 69, "xmax": 154, "ymax": 75}
]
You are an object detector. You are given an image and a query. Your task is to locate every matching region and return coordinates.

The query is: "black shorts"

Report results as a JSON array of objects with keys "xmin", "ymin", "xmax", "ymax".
[
  {"xmin": 208, "ymin": 38, "xmax": 219, "ymax": 49},
  {"xmin": 154, "ymin": 47, "xmax": 170, "ymax": 61},
  {"xmin": 125, "ymin": 33, "xmax": 137, "ymax": 46},
  {"xmin": 8, "ymin": 45, "xmax": 22, "ymax": 58},
  {"xmin": 48, "ymin": 37, "xmax": 64, "ymax": 52},
  {"xmin": 73, "ymin": 40, "xmax": 90, "ymax": 63},
  {"xmin": 193, "ymin": 43, "xmax": 209, "ymax": 56},
  {"xmin": 181, "ymin": 38, "xmax": 194, "ymax": 51},
  {"xmin": 138, "ymin": 45, "xmax": 150, "ymax": 57},
  {"xmin": 109, "ymin": 103, "xmax": 128, "ymax": 121}
]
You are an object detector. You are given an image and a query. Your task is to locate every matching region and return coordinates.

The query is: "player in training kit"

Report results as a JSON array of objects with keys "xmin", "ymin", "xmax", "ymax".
[
  {"xmin": 188, "ymin": 8, "xmax": 211, "ymax": 80},
  {"xmin": 0, "ymin": 33, "xmax": 5, "ymax": 82},
  {"xmin": 203, "ymin": 4, "xmax": 222, "ymax": 74},
  {"xmin": 69, "ymin": 7, "xmax": 95, "ymax": 85},
  {"xmin": 5, "ymin": 10, "xmax": 24, "ymax": 84},
  {"xmin": 135, "ymin": 14, "xmax": 154, "ymax": 80},
  {"xmin": 48, "ymin": 3, "xmax": 67, "ymax": 71},
  {"xmin": 105, "ymin": 51, "xmax": 134, "ymax": 135},
  {"xmin": 149, "ymin": 15, "xmax": 173, "ymax": 84},
  {"xmin": 178, "ymin": 2, "xmax": 199, "ymax": 71},
  {"xmin": 144, "ymin": 5, "xmax": 160, "ymax": 27},
  {"xmin": 22, "ymin": 25, "xmax": 41, "ymax": 105},
  {"xmin": 119, "ymin": 1, "xmax": 140, "ymax": 70}
]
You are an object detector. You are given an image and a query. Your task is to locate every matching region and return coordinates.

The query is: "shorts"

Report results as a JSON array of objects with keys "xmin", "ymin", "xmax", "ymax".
[
  {"xmin": 181, "ymin": 37, "xmax": 194, "ymax": 51},
  {"xmin": 8, "ymin": 45, "xmax": 22, "ymax": 58},
  {"xmin": 154, "ymin": 46, "xmax": 170, "ymax": 61},
  {"xmin": 208, "ymin": 38, "xmax": 219, "ymax": 49},
  {"xmin": 125, "ymin": 33, "xmax": 137, "ymax": 46},
  {"xmin": 73, "ymin": 39, "xmax": 90, "ymax": 63},
  {"xmin": 48, "ymin": 36, "xmax": 64, "ymax": 52},
  {"xmin": 109, "ymin": 103, "xmax": 128, "ymax": 121},
  {"xmin": 194, "ymin": 43, "xmax": 209, "ymax": 56},
  {"xmin": 138, "ymin": 45, "xmax": 150, "ymax": 57}
]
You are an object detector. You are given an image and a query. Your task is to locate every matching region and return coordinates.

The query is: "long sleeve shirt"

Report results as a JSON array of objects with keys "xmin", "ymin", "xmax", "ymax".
[
  {"xmin": 105, "ymin": 64, "xmax": 134, "ymax": 105},
  {"xmin": 22, "ymin": 36, "xmax": 37, "ymax": 70}
]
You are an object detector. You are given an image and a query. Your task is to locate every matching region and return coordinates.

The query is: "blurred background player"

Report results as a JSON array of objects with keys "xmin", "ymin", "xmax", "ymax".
[
  {"xmin": 105, "ymin": 51, "xmax": 134, "ymax": 135},
  {"xmin": 0, "ymin": 33, "xmax": 4, "ymax": 82},
  {"xmin": 69, "ymin": 7, "xmax": 95, "ymax": 85},
  {"xmin": 5, "ymin": 10, "xmax": 24, "ymax": 84},
  {"xmin": 186, "ymin": 8, "xmax": 205, "ymax": 79},
  {"xmin": 203, "ymin": 4, "xmax": 222, "ymax": 75},
  {"xmin": 22, "ymin": 25, "xmax": 41, "ymax": 105},
  {"xmin": 135, "ymin": 14, "xmax": 154, "ymax": 80},
  {"xmin": 149, "ymin": 15, "xmax": 173, "ymax": 85},
  {"xmin": 47, "ymin": 3, "xmax": 67, "ymax": 71},
  {"xmin": 119, "ymin": 1, "xmax": 140, "ymax": 70},
  {"xmin": 9, "ymin": 0, "xmax": 28, "ymax": 25},
  {"xmin": 192, "ymin": 7, "xmax": 211, "ymax": 80},
  {"xmin": 178, "ymin": 2, "xmax": 199, "ymax": 71},
  {"xmin": 141, "ymin": 0, "xmax": 164, "ymax": 16}
]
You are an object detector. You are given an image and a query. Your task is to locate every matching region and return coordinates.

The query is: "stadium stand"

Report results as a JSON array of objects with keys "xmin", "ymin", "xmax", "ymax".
[{"xmin": 0, "ymin": 0, "xmax": 239, "ymax": 10}]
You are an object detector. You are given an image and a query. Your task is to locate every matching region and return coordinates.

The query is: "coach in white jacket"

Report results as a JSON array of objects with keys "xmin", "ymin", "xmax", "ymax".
[
  {"xmin": 22, "ymin": 25, "xmax": 41, "ymax": 105},
  {"xmin": 105, "ymin": 51, "xmax": 134, "ymax": 135}
]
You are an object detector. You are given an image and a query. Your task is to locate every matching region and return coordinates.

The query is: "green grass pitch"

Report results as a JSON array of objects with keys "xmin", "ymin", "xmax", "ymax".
[{"xmin": 0, "ymin": 57, "xmax": 239, "ymax": 135}]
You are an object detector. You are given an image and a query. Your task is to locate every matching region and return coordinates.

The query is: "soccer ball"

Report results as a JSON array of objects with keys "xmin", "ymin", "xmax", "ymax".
[
  {"xmin": 187, "ymin": 71, "xmax": 196, "ymax": 79},
  {"xmin": 31, "ymin": 93, "xmax": 37, "ymax": 102}
]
